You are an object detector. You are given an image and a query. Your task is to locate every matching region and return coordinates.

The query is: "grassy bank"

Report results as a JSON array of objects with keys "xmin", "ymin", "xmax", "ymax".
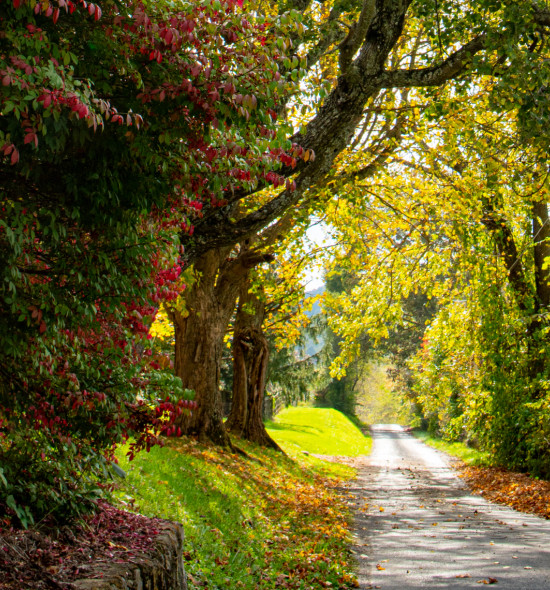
[
  {"xmin": 413, "ymin": 430, "xmax": 491, "ymax": 465},
  {"xmin": 115, "ymin": 408, "xmax": 370, "ymax": 589},
  {"xmin": 266, "ymin": 407, "xmax": 372, "ymax": 457}
]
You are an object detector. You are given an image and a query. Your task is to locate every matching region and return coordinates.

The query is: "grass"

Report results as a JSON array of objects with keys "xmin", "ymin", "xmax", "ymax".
[
  {"xmin": 413, "ymin": 430, "xmax": 492, "ymax": 465},
  {"xmin": 114, "ymin": 407, "xmax": 369, "ymax": 590},
  {"xmin": 266, "ymin": 407, "xmax": 372, "ymax": 457}
]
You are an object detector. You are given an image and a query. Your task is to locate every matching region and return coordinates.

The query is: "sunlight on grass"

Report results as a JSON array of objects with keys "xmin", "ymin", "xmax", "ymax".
[
  {"xmin": 266, "ymin": 407, "xmax": 372, "ymax": 457},
  {"xmin": 413, "ymin": 431, "xmax": 492, "ymax": 465},
  {"xmin": 114, "ymin": 436, "xmax": 359, "ymax": 589}
]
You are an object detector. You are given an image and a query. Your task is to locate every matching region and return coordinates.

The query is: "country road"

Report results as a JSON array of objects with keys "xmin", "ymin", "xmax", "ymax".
[{"xmin": 350, "ymin": 424, "xmax": 550, "ymax": 589}]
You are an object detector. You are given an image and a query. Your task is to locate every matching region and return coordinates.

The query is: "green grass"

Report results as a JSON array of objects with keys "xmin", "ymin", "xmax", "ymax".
[
  {"xmin": 114, "ymin": 418, "xmax": 362, "ymax": 590},
  {"xmin": 413, "ymin": 430, "xmax": 492, "ymax": 465},
  {"xmin": 266, "ymin": 407, "xmax": 372, "ymax": 457}
]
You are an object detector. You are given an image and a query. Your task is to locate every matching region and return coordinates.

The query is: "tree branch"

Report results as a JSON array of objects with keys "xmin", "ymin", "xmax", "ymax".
[
  {"xmin": 339, "ymin": 0, "xmax": 377, "ymax": 74},
  {"xmin": 378, "ymin": 35, "xmax": 487, "ymax": 88}
]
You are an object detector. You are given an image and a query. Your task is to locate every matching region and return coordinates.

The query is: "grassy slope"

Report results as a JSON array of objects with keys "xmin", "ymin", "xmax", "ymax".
[
  {"xmin": 413, "ymin": 430, "xmax": 491, "ymax": 465},
  {"xmin": 266, "ymin": 407, "xmax": 372, "ymax": 457},
  {"xmin": 115, "ymin": 408, "xmax": 371, "ymax": 590}
]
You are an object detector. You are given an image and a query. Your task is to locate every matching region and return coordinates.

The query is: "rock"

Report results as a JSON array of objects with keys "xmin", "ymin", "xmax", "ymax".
[{"xmin": 72, "ymin": 521, "xmax": 187, "ymax": 590}]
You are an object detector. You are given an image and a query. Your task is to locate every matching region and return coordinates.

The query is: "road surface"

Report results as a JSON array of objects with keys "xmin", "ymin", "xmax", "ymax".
[{"xmin": 350, "ymin": 424, "xmax": 550, "ymax": 589}]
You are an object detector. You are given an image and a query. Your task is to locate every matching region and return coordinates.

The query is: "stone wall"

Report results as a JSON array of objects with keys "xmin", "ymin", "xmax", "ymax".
[{"xmin": 72, "ymin": 521, "xmax": 187, "ymax": 590}]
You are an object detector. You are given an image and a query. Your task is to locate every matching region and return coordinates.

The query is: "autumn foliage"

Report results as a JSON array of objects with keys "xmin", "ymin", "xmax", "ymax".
[{"xmin": 0, "ymin": 0, "xmax": 299, "ymax": 526}]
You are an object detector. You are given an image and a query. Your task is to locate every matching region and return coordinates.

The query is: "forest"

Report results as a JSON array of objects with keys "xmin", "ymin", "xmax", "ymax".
[{"xmin": 2, "ymin": 0, "xmax": 550, "ymax": 586}]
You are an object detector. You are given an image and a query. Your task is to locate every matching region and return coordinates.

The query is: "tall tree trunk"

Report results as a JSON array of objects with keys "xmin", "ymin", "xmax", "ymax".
[
  {"xmin": 168, "ymin": 249, "xmax": 233, "ymax": 445},
  {"xmin": 481, "ymin": 201, "xmax": 531, "ymax": 312},
  {"xmin": 167, "ymin": 247, "xmax": 274, "ymax": 445},
  {"xmin": 532, "ymin": 200, "xmax": 550, "ymax": 311},
  {"xmin": 226, "ymin": 277, "xmax": 281, "ymax": 450},
  {"xmin": 526, "ymin": 200, "xmax": 550, "ymax": 386}
]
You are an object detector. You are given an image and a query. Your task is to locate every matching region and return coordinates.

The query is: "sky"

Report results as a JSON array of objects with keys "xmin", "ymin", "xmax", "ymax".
[{"xmin": 303, "ymin": 220, "xmax": 333, "ymax": 291}]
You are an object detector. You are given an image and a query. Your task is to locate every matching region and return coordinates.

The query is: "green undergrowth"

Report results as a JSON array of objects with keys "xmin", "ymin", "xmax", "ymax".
[
  {"xmin": 265, "ymin": 407, "xmax": 372, "ymax": 457},
  {"xmin": 114, "ymin": 421, "xmax": 360, "ymax": 590},
  {"xmin": 413, "ymin": 430, "xmax": 492, "ymax": 465}
]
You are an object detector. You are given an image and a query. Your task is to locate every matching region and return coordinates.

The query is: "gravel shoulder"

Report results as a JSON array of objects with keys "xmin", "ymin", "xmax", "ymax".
[{"xmin": 348, "ymin": 424, "xmax": 550, "ymax": 589}]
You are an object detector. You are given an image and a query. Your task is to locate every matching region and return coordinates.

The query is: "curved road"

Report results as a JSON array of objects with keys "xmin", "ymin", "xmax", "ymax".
[{"xmin": 350, "ymin": 425, "xmax": 550, "ymax": 589}]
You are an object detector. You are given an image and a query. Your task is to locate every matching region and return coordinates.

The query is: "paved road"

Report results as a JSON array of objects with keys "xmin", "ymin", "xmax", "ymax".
[{"xmin": 350, "ymin": 424, "xmax": 550, "ymax": 589}]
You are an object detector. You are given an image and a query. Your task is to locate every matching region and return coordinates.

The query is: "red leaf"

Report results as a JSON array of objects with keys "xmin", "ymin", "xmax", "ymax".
[
  {"xmin": 53, "ymin": 7, "xmax": 59, "ymax": 23},
  {"xmin": 94, "ymin": 5, "xmax": 101, "ymax": 20},
  {"xmin": 88, "ymin": 3, "xmax": 95, "ymax": 15},
  {"xmin": 10, "ymin": 148, "xmax": 19, "ymax": 165},
  {"xmin": 13, "ymin": 0, "xmax": 21, "ymax": 8},
  {"xmin": 39, "ymin": 320, "xmax": 47, "ymax": 334}
]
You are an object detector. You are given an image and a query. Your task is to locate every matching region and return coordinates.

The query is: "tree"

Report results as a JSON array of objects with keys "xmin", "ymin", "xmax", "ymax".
[
  {"xmin": 167, "ymin": 246, "xmax": 274, "ymax": 445},
  {"xmin": 225, "ymin": 274, "xmax": 280, "ymax": 448},
  {"xmin": 225, "ymin": 223, "xmax": 316, "ymax": 446}
]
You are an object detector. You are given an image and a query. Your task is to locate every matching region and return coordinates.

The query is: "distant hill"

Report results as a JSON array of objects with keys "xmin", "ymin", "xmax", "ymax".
[{"xmin": 304, "ymin": 285, "xmax": 324, "ymax": 318}]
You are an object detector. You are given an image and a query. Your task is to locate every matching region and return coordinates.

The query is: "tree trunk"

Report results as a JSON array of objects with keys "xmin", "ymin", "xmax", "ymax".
[
  {"xmin": 532, "ymin": 200, "xmax": 550, "ymax": 311},
  {"xmin": 167, "ymin": 247, "xmax": 275, "ymax": 445},
  {"xmin": 226, "ymin": 278, "xmax": 281, "ymax": 450},
  {"xmin": 481, "ymin": 201, "xmax": 531, "ymax": 312},
  {"xmin": 168, "ymin": 249, "xmax": 233, "ymax": 445}
]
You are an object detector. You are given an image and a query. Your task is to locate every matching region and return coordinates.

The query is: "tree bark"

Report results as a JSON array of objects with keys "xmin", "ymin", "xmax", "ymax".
[
  {"xmin": 168, "ymin": 249, "xmax": 233, "ymax": 445},
  {"xmin": 481, "ymin": 201, "xmax": 532, "ymax": 312},
  {"xmin": 226, "ymin": 278, "xmax": 281, "ymax": 450},
  {"xmin": 532, "ymin": 200, "xmax": 550, "ymax": 310},
  {"xmin": 168, "ymin": 248, "xmax": 273, "ymax": 445}
]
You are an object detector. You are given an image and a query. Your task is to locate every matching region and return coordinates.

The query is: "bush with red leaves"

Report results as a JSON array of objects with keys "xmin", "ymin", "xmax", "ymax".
[{"xmin": 0, "ymin": 0, "xmax": 299, "ymax": 528}]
